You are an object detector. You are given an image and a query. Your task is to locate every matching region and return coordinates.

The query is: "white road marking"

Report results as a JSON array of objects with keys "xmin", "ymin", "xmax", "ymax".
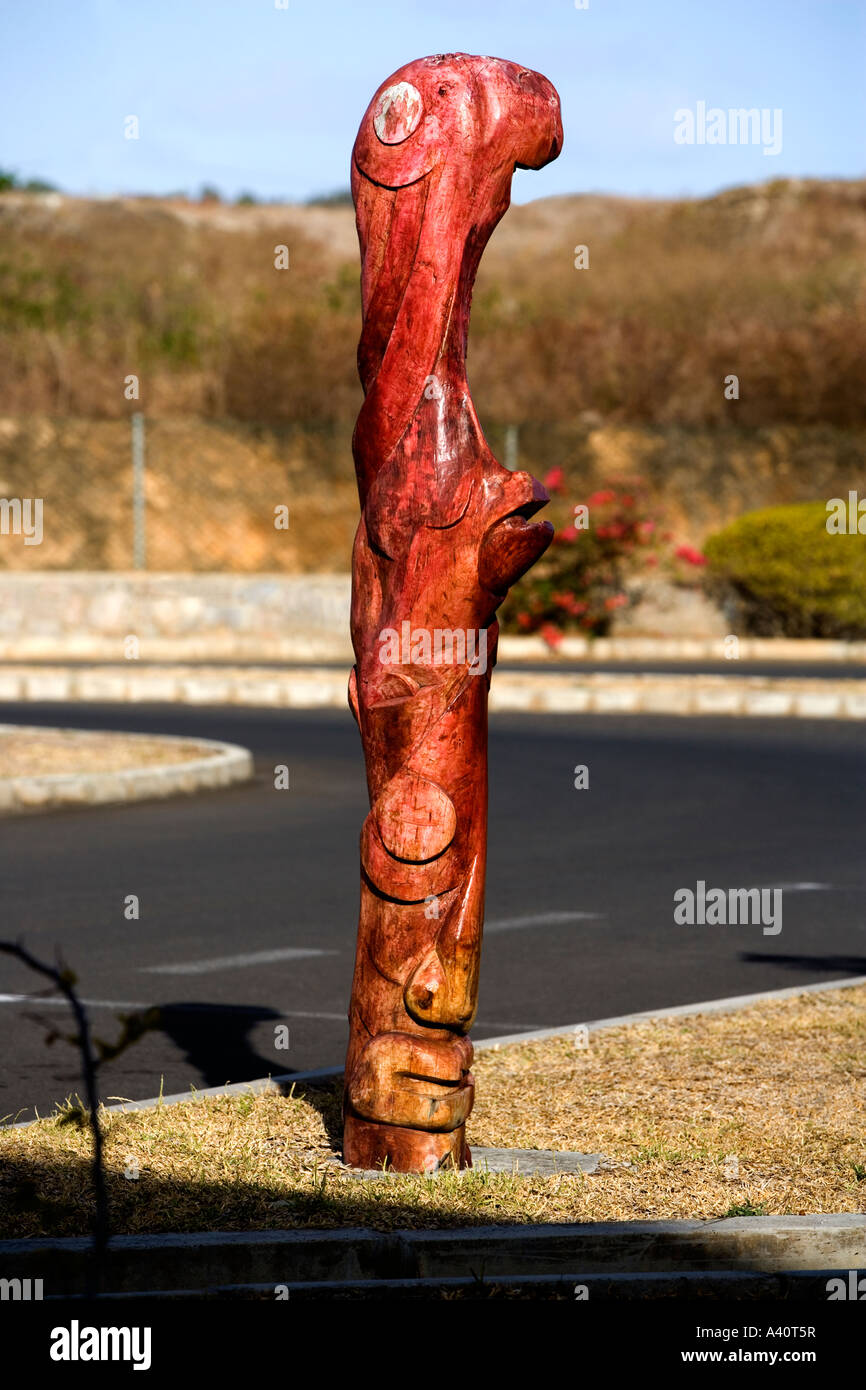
[
  {"xmin": 0, "ymin": 994, "xmax": 142, "ymax": 1009},
  {"xmin": 0, "ymin": 997, "xmax": 538, "ymax": 1030},
  {"xmin": 769, "ymin": 882, "xmax": 833, "ymax": 892},
  {"xmin": 474, "ymin": 1019, "xmax": 545, "ymax": 1031},
  {"xmin": 141, "ymin": 947, "xmax": 336, "ymax": 976},
  {"xmin": 269, "ymin": 1009, "xmax": 346, "ymax": 1021},
  {"xmin": 485, "ymin": 910, "xmax": 602, "ymax": 933},
  {"xmin": 264, "ymin": 1010, "xmax": 544, "ymax": 1029}
]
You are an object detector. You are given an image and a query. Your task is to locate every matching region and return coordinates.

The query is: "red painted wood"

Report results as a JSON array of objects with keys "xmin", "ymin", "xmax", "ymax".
[{"xmin": 343, "ymin": 54, "xmax": 562, "ymax": 1173}]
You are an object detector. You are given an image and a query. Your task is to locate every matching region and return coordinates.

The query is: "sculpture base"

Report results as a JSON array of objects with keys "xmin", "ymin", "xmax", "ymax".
[
  {"xmin": 343, "ymin": 1115, "xmax": 470, "ymax": 1173},
  {"xmin": 340, "ymin": 1147, "xmax": 604, "ymax": 1181}
]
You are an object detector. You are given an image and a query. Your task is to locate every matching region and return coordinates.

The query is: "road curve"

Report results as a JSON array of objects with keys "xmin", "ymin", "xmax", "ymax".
[{"xmin": 1, "ymin": 701, "xmax": 864, "ymax": 1122}]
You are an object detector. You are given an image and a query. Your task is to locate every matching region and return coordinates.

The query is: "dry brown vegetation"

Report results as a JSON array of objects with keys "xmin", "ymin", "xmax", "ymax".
[
  {"xmin": 0, "ymin": 727, "xmax": 219, "ymax": 777},
  {"xmin": 0, "ymin": 178, "xmax": 863, "ymax": 570},
  {"xmin": 3, "ymin": 180, "xmax": 861, "ymax": 428},
  {"xmin": 2, "ymin": 984, "xmax": 863, "ymax": 1235},
  {"xmin": 2, "ymin": 179, "xmax": 864, "ymax": 427}
]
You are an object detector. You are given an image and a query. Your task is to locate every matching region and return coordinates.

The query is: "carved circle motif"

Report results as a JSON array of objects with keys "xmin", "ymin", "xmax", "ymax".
[{"xmin": 373, "ymin": 82, "xmax": 423, "ymax": 145}]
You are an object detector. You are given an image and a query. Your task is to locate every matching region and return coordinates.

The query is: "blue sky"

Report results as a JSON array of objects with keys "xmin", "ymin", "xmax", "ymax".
[{"xmin": 1, "ymin": 0, "xmax": 862, "ymax": 203}]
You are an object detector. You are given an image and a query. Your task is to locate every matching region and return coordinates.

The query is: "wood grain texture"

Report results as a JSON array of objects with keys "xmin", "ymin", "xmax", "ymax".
[{"xmin": 343, "ymin": 53, "xmax": 562, "ymax": 1173}]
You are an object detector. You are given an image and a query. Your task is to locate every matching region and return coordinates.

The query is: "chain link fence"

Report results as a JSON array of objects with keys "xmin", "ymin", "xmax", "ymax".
[
  {"xmin": 0, "ymin": 415, "xmax": 359, "ymax": 572},
  {"xmin": 0, "ymin": 416, "xmax": 598, "ymax": 573}
]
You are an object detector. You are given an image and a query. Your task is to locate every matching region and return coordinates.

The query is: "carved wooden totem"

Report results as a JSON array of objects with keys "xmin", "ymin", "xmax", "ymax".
[{"xmin": 343, "ymin": 54, "xmax": 562, "ymax": 1172}]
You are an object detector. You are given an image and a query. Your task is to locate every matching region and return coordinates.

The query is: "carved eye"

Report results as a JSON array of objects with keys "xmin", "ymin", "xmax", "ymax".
[{"xmin": 373, "ymin": 82, "xmax": 423, "ymax": 145}]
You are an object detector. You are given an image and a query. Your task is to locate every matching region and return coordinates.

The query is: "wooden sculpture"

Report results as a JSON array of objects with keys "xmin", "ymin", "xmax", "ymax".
[{"xmin": 343, "ymin": 53, "xmax": 562, "ymax": 1172}]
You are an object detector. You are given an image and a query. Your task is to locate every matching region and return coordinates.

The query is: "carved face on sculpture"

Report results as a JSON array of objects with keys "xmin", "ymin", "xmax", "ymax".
[
  {"xmin": 354, "ymin": 53, "xmax": 561, "ymax": 190},
  {"xmin": 344, "ymin": 55, "xmax": 561, "ymax": 1172},
  {"xmin": 350, "ymin": 54, "xmax": 560, "ymax": 607}
]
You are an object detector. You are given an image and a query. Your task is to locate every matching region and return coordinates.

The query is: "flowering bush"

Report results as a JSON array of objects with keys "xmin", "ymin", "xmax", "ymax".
[{"xmin": 500, "ymin": 473, "xmax": 703, "ymax": 642}]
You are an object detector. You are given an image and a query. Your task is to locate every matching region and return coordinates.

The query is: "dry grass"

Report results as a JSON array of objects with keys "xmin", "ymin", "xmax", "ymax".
[
  {"xmin": 1, "ymin": 178, "xmax": 864, "ymax": 429},
  {"xmin": 0, "ymin": 727, "xmax": 219, "ymax": 777},
  {"xmin": 1, "ymin": 180, "xmax": 864, "ymax": 570},
  {"xmin": 471, "ymin": 986, "xmax": 866, "ymax": 1219},
  {"xmin": 1, "ymin": 985, "xmax": 864, "ymax": 1237}
]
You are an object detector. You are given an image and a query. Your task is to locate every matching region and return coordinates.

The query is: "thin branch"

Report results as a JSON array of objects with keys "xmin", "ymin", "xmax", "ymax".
[{"xmin": 0, "ymin": 939, "xmax": 108, "ymax": 1293}]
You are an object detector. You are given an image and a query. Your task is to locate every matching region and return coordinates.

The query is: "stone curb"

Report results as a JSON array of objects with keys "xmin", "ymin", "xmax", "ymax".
[
  {"xmin": 471, "ymin": 972, "xmax": 866, "ymax": 1052},
  {"xmin": 71, "ymin": 1270, "xmax": 845, "ymax": 1300},
  {"xmin": 0, "ymin": 726, "xmax": 254, "ymax": 814},
  {"xmin": 3, "ymin": 636, "xmax": 866, "ymax": 664},
  {"xmin": 2, "ymin": 663, "xmax": 866, "ymax": 719},
  {"xmin": 47, "ymin": 971, "xmax": 861, "ymax": 1127},
  {"xmin": 497, "ymin": 635, "xmax": 866, "ymax": 664},
  {"xmin": 1, "ymin": 1216, "xmax": 863, "ymax": 1296}
]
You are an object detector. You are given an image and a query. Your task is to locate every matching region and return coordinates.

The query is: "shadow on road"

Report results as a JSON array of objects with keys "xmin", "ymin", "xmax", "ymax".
[
  {"xmin": 155, "ymin": 1002, "xmax": 286, "ymax": 1089},
  {"xmin": 740, "ymin": 952, "xmax": 866, "ymax": 975}
]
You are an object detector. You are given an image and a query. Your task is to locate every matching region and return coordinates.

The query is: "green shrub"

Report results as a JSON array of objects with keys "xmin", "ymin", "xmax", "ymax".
[{"xmin": 704, "ymin": 501, "xmax": 866, "ymax": 637}]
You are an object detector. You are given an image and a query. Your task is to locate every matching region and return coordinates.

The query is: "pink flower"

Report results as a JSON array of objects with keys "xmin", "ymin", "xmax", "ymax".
[
  {"xmin": 553, "ymin": 592, "xmax": 588, "ymax": 616},
  {"xmin": 603, "ymin": 594, "xmax": 629, "ymax": 611},
  {"xmin": 543, "ymin": 466, "xmax": 566, "ymax": 494},
  {"xmin": 587, "ymin": 489, "xmax": 616, "ymax": 507},
  {"xmin": 539, "ymin": 622, "xmax": 563, "ymax": 649},
  {"xmin": 555, "ymin": 525, "xmax": 579, "ymax": 543},
  {"xmin": 674, "ymin": 544, "xmax": 707, "ymax": 567}
]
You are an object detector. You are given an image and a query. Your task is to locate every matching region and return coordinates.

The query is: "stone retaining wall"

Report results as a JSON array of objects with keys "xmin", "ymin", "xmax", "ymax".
[
  {"xmin": 0, "ymin": 573, "xmax": 353, "ymax": 660},
  {"xmin": 1, "ymin": 573, "xmax": 866, "ymax": 663}
]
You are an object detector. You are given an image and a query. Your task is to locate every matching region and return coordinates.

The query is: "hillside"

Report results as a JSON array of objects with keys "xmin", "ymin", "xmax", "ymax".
[{"xmin": 0, "ymin": 178, "xmax": 863, "ymax": 570}]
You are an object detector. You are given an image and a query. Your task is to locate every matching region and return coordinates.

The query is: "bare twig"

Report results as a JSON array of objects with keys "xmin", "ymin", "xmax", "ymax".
[{"xmin": 0, "ymin": 939, "xmax": 108, "ymax": 1293}]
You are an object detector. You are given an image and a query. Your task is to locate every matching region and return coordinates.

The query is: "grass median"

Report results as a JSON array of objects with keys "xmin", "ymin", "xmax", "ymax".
[
  {"xmin": 2, "ymin": 984, "xmax": 864, "ymax": 1237},
  {"xmin": 0, "ymin": 727, "xmax": 220, "ymax": 777}
]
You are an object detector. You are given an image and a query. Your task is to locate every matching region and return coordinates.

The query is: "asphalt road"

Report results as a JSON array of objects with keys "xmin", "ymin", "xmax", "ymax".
[{"xmin": 1, "ymin": 701, "xmax": 865, "ymax": 1123}]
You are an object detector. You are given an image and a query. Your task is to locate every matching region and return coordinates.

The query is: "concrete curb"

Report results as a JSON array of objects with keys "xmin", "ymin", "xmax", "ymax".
[
  {"xmin": 3, "ymin": 633, "xmax": 866, "ymax": 666},
  {"xmin": 498, "ymin": 634, "xmax": 866, "ymax": 664},
  {"xmin": 60, "ymin": 971, "xmax": 864, "ymax": 1127},
  {"xmin": 70, "ymin": 1270, "xmax": 846, "ymax": 1300},
  {"xmin": 0, "ymin": 725, "xmax": 254, "ymax": 814},
  {"xmin": 2, "ymin": 663, "xmax": 866, "ymax": 719},
  {"xmin": 1, "ymin": 1216, "xmax": 863, "ymax": 1296},
  {"xmin": 472, "ymin": 972, "xmax": 866, "ymax": 1051}
]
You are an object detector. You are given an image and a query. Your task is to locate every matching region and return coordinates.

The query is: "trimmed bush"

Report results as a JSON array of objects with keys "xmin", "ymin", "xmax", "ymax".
[{"xmin": 704, "ymin": 501, "xmax": 866, "ymax": 637}]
